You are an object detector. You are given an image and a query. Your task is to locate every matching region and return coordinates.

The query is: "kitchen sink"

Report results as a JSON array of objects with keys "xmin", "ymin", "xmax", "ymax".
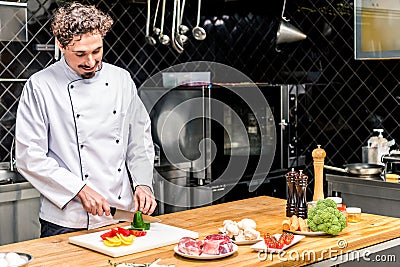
[{"xmin": 0, "ymin": 170, "xmax": 27, "ymax": 185}]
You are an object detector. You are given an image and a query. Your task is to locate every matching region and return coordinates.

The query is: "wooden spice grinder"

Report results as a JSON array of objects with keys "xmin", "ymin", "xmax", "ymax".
[{"xmin": 312, "ymin": 145, "xmax": 326, "ymax": 201}]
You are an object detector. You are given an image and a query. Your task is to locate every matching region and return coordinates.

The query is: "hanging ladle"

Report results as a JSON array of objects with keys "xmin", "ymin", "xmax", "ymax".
[
  {"xmin": 152, "ymin": 0, "xmax": 161, "ymax": 36},
  {"xmin": 179, "ymin": 32, "xmax": 189, "ymax": 44},
  {"xmin": 145, "ymin": 0, "xmax": 156, "ymax": 45},
  {"xmin": 176, "ymin": 0, "xmax": 188, "ymax": 45},
  {"xmin": 178, "ymin": 0, "xmax": 189, "ymax": 35},
  {"xmin": 159, "ymin": 0, "xmax": 170, "ymax": 45},
  {"xmin": 171, "ymin": 0, "xmax": 184, "ymax": 53},
  {"xmin": 192, "ymin": 0, "xmax": 206, "ymax": 40}
]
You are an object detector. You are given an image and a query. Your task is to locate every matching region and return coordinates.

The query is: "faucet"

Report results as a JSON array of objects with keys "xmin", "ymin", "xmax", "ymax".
[{"xmin": 10, "ymin": 137, "xmax": 15, "ymax": 172}]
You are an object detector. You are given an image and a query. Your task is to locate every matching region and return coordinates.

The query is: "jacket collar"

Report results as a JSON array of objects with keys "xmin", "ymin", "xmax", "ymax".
[{"xmin": 61, "ymin": 57, "xmax": 103, "ymax": 84}]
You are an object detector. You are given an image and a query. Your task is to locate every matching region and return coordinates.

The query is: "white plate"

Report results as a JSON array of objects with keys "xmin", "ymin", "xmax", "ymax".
[
  {"xmin": 250, "ymin": 234, "xmax": 305, "ymax": 253},
  {"xmin": 174, "ymin": 243, "xmax": 238, "ymax": 260},
  {"xmin": 232, "ymin": 238, "xmax": 263, "ymax": 245},
  {"xmin": 0, "ymin": 252, "xmax": 34, "ymax": 266},
  {"xmin": 286, "ymin": 230, "xmax": 328, "ymax": 236}
]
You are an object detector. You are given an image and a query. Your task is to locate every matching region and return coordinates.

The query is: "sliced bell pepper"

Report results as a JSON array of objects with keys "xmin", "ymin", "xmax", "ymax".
[
  {"xmin": 117, "ymin": 227, "xmax": 131, "ymax": 237},
  {"xmin": 143, "ymin": 221, "xmax": 150, "ymax": 230},
  {"xmin": 118, "ymin": 233, "xmax": 135, "ymax": 245},
  {"xmin": 105, "ymin": 236, "xmax": 122, "ymax": 246},
  {"xmin": 104, "ymin": 239, "xmax": 120, "ymax": 247},
  {"xmin": 100, "ymin": 230, "xmax": 116, "ymax": 240},
  {"xmin": 129, "ymin": 229, "xmax": 147, "ymax": 237}
]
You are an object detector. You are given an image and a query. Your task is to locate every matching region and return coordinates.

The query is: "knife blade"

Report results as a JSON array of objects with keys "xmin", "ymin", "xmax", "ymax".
[{"xmin": 110, "ymin": 207, "xmax": 161, "ymax": 223}]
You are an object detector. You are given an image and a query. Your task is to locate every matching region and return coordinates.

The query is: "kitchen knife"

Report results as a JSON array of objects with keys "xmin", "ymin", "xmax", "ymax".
[{"xmin": 110, "ymin": 207, "xmax": 161, "ymax": 223}]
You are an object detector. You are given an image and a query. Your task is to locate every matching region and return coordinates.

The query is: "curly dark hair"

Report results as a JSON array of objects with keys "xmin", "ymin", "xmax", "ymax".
[{"xmin": 51, "ymin": 2, "xmax": 113, "ymax": 48}]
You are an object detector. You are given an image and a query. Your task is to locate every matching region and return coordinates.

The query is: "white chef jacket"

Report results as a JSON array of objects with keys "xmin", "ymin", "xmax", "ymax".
[{"xmin": 15, "ymin": 58, "xmax": 155, "ymax": 229}]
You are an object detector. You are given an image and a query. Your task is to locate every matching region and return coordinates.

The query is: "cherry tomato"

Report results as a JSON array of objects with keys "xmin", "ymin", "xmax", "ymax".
[
  {"xmin": 263, "ymin": 233, "xmax": 277, "ymax": 248},
  {"xmin": 284, "ymin": 233, "xmax": 294, "ymax": 245},
  {"xmin": 275, "ymin": 240, "xmax": 284, "ymax": 249},
  {"xmin": 277, "ymin": 234, "xmax": 287, "ymax": 248}
]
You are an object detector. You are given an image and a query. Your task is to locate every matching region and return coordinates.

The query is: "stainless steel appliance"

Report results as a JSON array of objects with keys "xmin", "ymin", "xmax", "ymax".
[
  {"xmin": 0, "ymin": 173, "xmax": 40, "ymax": 245},
  {"xmin": 140, "ymin": 82, "xmax": 304, "ymax": 214},
  {"xmin": 382, "ymin": 152, "xmax": 400, "ymax": 180}
]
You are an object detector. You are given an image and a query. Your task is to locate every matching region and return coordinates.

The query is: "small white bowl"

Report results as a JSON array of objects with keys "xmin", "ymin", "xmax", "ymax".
[{"xmin": 0, "ymin": 252, "xmax": 33, "ymax": 267}]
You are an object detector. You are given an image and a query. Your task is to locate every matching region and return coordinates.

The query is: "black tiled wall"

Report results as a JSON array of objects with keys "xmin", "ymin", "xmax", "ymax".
[{"xmin": 1, "ymin": 0, "xmax": 399, "ymax": 180}]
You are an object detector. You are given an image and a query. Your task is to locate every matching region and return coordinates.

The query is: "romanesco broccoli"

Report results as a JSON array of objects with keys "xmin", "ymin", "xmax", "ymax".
[{"xmin": 307, "ymin": 198, "xmax": 346, "ymax": 235}]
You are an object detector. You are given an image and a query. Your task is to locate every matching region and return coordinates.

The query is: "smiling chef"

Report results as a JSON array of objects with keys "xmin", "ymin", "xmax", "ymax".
[{"xmin": 15, "ymin": 2, "xmax": 156, "ymax": 237}]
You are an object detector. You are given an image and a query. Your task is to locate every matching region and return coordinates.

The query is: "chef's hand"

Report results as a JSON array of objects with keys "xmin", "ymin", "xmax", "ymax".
[
  {"xmin": 77, "ymin": 185, "xmax": 111, "ymax": 216},
  {"xmin": 134, "ymin": 185, "xmax": 157, "ymax": 215}
]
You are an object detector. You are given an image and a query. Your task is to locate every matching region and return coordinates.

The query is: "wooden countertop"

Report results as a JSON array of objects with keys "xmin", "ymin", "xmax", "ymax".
[{"xmin": 1, "ymin": 196, "xmax": 400, "ymax": 266}]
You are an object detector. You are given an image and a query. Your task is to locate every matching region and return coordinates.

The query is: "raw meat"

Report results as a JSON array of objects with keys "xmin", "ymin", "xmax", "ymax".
[
  {"xmin": 177, "ymin": 237, "xmax": 203, "ymax": 256},
  {"xmin": 203, "ymin": 234, "xmax": 233, "ymax": 255},
  {"xmin": 177, "ymin": 234, "xmax": 234, "ymax": 256}
]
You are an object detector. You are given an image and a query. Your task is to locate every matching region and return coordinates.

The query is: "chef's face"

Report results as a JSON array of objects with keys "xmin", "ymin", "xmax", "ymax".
[{"xmin": 60, "ymin": 33, "xmax": 103, "ymax": 79}]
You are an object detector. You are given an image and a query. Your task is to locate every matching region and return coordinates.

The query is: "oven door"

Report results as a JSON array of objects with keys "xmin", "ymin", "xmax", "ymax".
[
  {"xmin": 210, "ymin": 84, "xmax": 288, "ymax": 183},
  {"xmin": 139, "ymin": 86, "xmax": 208, "ymax": 177}
]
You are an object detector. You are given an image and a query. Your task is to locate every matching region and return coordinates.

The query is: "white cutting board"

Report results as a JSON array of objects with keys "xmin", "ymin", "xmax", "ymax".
[{"xmin": 69, "ymin": 223, "xmax": 198, "ymax": 257}]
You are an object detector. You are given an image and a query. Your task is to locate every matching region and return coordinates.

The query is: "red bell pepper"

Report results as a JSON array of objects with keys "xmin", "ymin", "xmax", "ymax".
[
  {"xmin": 100, "ymin": 227, "xmax": 147, "ymax": 240},
  {"xmin": 129, "ymin": 229, "xmax": 147, "ymax": 237},
  {"xmin": 117, "ymin": 227, "xmax": 131, "ymax": 237},
  {"xmin": 100, "ymin": 230, "xmax": 116, "ymax": 240}
]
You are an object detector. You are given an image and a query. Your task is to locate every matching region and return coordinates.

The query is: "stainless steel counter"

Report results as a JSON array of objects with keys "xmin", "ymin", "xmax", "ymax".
[
  {"xmin": 326, "ymin": 174, "xmax": 400, "ymax": 217},
  {"xmin": 0, "ymin": 180, "xmax": 40, "ymax": 245},
  {"xmin": 326, "ymin": 174, "xmax": 400, "ymax": 267}
]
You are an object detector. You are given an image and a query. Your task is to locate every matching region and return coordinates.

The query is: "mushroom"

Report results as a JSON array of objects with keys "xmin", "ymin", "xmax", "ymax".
[
  {"xmin": 234, "ymin": 230, "xmax": 246, "ymax": 241},
  {"xmin": 223, "ymin": 222, "xmax": 240, "ymax": 237},
  {"xmin": 223, "ymin": 220, "xmax": 235, "ymax": 226},
  {"xmin": 237, "ymin": 218, "xmax": 257, "ymax": 230},
  {"xmin": 243, "ymin": 228, "xmax": 260, "ymax": 240}
]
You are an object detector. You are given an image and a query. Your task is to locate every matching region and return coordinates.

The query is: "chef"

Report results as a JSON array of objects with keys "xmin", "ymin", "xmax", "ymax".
[{"xmin": 15, "ymin": 2, "xmax": 157, "ymax": 237}]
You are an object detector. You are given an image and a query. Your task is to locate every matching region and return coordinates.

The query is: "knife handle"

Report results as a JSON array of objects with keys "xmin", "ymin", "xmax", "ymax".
[{"xmin": 110, "ymin": 207, "xmax": 116, "ymax": 216}]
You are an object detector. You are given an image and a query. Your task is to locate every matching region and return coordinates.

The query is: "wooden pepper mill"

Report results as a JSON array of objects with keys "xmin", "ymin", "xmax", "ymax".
[
  {"xmin": 295, "ymin": 170, "xmax": 308, "ymax": 219},
  {"xmin": 312, "ymin": 145, "xmax": 326, "ymax": 201}
]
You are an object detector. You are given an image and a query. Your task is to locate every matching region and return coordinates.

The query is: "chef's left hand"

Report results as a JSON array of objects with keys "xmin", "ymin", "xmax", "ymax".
[{"xmin": 134, "ymin": 185, "xmax": 157, "ymax": 215}]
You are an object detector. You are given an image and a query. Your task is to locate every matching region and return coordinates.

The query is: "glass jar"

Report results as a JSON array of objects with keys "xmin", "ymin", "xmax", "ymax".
[{"xmin": 347, "ymin": 207, "xmax": 362, "ymax": 223}]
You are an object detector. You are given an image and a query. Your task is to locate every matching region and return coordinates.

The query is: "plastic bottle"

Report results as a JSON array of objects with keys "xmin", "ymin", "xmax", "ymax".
[{"xmin": 367, "ymin": 129, "xmax": 387, "ymax": 164}]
